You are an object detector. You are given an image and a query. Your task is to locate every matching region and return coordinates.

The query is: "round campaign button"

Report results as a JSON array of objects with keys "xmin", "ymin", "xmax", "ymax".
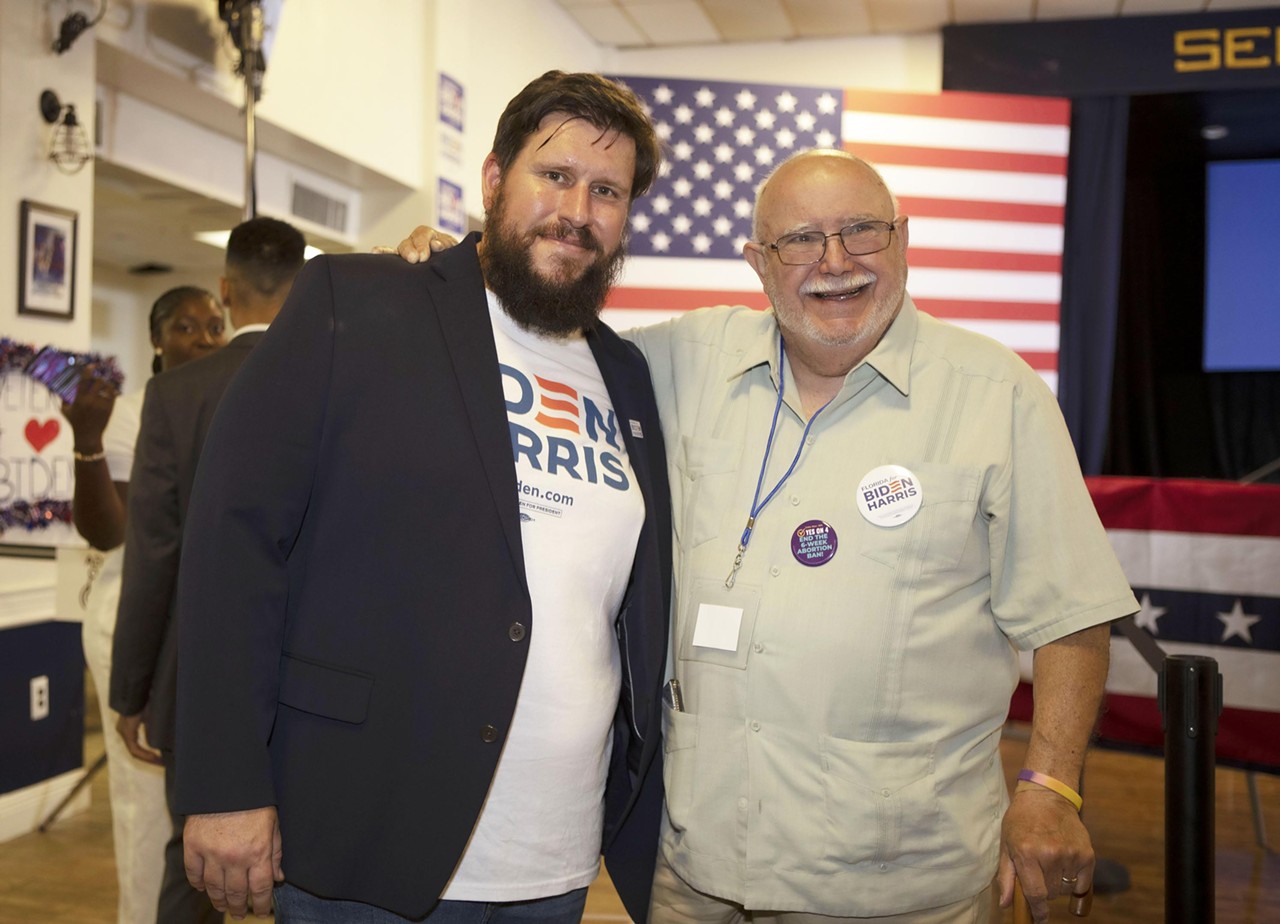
[
  {"xmin": 856, "ymin": 464, "xmax": 923, "ymax": 527},
  {"xmin": 791, "ymin": 519, "xmax": 838, "ymax": 566}
]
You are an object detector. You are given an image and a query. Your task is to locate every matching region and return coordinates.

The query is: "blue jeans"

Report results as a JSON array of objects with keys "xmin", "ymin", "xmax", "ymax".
[{"xmin": 273, "ymin": 883, "xmax": 589, "ymax": 924}]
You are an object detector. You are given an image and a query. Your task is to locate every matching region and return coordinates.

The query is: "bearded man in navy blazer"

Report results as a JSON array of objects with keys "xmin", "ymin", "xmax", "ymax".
[{"xmin": 174, "ymin": 71, "xmax": 671, "ymax": 924}]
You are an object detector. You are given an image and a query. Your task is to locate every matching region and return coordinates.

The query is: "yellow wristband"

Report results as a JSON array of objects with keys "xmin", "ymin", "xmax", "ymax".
[{"xmin": 1017, "ymin": 769, "xmax": 1083, "ymax": 811}]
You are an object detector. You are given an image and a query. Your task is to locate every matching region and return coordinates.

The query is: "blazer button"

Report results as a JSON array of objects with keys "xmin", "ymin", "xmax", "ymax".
[
  {"xmin": 508, "ymin": 622, "xmax": 527, "ymax": 642},
  {"xmin": 481, "ymin": 724, "xmax": 498, "ymax": 743}
]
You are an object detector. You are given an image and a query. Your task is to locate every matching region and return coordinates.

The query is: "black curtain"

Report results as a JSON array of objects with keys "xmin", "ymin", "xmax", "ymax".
[
  {"xmin": 1104, "ymin": 93, "xmax": 1280, "ymax": 483},
  {"xmin": 1058, "ymin": 97, "xmax": 1130, "ymax": 475}
]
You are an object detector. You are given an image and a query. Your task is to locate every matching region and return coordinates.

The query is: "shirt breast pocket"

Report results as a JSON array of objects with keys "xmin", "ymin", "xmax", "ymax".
[
  {"xmin": 857, "ymin": 463, "xmax": 981, "ymax": 576},
  {"xmin": 676, "ymin": 435, "xmax": 741, "ymax": 549}
]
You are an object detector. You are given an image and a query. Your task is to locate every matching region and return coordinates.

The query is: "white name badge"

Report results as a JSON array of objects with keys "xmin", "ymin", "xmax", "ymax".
[
  {"xmin": 692, "ymin": 603, "xmax": 744, "ymax": 652},
  {"xmin": 856, "ymin": 464, "xmax": 923, "ymax": 527}
]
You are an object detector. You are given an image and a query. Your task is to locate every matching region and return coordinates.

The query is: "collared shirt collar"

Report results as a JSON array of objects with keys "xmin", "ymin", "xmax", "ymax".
[
  {"xmin": 723, "ymin": 294, "xmax": 920, "ymax": 397},
  {"xmin": 230, "ymin": 323, "xmax": 270, "ymax": 340}
]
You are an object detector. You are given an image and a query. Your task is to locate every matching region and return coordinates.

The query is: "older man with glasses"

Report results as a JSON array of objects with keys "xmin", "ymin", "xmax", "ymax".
[
  {"xmin": 626, "ymin": 150, "xmax": 1136, "ymax": 924},
  {"xmin": 398, "ymin": 148, "xmax": 1137, "ymax": 924}
]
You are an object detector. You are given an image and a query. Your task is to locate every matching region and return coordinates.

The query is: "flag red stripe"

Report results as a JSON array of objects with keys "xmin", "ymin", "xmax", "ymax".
[
  {"xmin": 1086, "ymin": 476, "xmax": 1280, "ymax": 538},
  {"xmin": 845, "ymin": 89, "xmax": 1071, "ymax": 126},
  {"xmin": 842, "ymin": 141, "xmax": 1067, "ymax": 175},
  {"xmin": 897, "ymin": 196, "xmax": 1065, "ymax": 224},
  {"xmin": 907, "ymin": 248, "xmax": 1062, "ymax": 273},
  {"xmin": 1010, "ymin": 684, "xmax": 1280, "ymax": 770},
  {"xmin": 606, "ymin": 287, "xmax": 771, "ymax": 312},
  {"xmin": 914, "ymin": 299, "xmax": 1060, "ymax": 322},
  {"xmin": 1015, "ymin": 351, "xmax": 1058, "ymax": 372}
]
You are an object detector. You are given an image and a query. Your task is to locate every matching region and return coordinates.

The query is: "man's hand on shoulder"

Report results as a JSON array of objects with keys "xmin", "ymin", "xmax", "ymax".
[
  {"xmin": 184, "ymin": 806, "xmax": 283, "ymax": 920},
  {"xmin": 370, "ymin": 225, "xmax": 458, "ymax": 263}
]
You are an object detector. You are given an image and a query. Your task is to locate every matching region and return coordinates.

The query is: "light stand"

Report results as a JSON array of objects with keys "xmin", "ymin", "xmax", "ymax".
[{"xmin": 219, "ymin": 0, "xmax": 266, "ymax": 220}]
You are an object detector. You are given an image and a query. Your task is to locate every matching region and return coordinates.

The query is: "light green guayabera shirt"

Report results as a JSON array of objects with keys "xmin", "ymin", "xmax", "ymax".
[{"xmin": 624, "ymin": 296, "xmax": 1138, "ymax": 917}]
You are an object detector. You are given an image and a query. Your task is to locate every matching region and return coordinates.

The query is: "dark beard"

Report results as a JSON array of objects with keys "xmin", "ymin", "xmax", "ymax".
[{"xmin": 480, "ymin": 199, "xmax": 626, "ymax": 338}]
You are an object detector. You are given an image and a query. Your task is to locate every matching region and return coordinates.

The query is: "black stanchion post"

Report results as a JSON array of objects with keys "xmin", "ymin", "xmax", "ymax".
[{"xmin": 1159, "ymin": 654, "xmax": 1223, "ymax": 924}]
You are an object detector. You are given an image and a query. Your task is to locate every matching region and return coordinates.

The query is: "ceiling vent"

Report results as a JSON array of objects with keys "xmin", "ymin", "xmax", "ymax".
[{"xmin": 291, "ymin": 182, "xmax": 349, "ymax": 235}]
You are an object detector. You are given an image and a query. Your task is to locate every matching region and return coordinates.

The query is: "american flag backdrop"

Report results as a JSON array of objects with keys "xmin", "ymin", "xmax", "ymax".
[{"xmin": 606, "ymin": 76, "xmax": 1070, "ymax": 391}]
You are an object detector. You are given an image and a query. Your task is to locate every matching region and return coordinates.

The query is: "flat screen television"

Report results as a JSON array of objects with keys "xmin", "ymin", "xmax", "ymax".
[{"xmin": 1204, "ymin": 158, "xmax": 1280, "ymax": 372}]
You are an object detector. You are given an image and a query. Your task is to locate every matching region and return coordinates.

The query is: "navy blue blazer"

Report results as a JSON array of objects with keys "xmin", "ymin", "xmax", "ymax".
[{"xmin": 175, "ymin": 237, "xmax": 671, "ymax": 921}]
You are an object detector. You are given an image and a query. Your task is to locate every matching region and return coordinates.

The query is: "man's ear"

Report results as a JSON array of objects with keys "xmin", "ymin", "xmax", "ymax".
[
  {"xmin": 481, "ymin": 153, "xmax": 502, "ymax": 212},
  {"xmin": 895, "ymin": 215, "xmax": 909, "ymax": 252},
  {"xmin": 742, "ymin": 240, "xmax": 769, "ymax": 284},
  {"xmin": 219, "ymin": 276, "xmax": 230, "ymax": 308}
]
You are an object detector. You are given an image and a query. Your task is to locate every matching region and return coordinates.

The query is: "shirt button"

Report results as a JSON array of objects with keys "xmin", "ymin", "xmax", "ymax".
[
  {"xmin": 738, "ymin": 797, "xmax": 748, "ymax": 811},
  {"xmin": 753, "ymin": 642, "xmax": 764, "ymax": 653},
  {"xmin": 806, "ymin": 435, "xmax": 816, "ymax": 446},
  {"xmin": 879, "ymin": 863, "xmax": 888, "ymax": 872},
  {"xmin": 480, "ymin": 725, "xmax": 498, "ymax": 743},
  {"xmin": 750, "ymin": 720, "xmax": 761, "ymax": 732},
  {"xmin": 508, "ymin": 622, "xmax": 526, "ymax": 642},
  {"xmin": 881, "ymin": 789, "xmax": 891, "ymax": 798},
  {"xmin": 790, "ymin": 495, "xmax": 800, "ymax": 505},
  {"xmin": 770, "ymin": 566, "xmax": 780, "ymax": 577}
]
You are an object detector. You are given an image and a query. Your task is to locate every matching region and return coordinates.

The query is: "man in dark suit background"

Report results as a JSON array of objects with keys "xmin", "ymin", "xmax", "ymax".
[
  {"xmin": 109, "ymin": 216, "xmax": 307, "ymax": 923},
  {"xmin": 174, "ymin": 71, "xmax": 671, "ymax": 924}
]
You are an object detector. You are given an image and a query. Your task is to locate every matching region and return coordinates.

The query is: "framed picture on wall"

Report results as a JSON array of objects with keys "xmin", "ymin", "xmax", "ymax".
[{"xmin": 18, "ymin": 200, "xmax": 77, "ymax": 320}]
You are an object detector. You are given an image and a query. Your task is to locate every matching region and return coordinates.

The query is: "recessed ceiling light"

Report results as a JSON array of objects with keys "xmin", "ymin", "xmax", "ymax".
[
  {"xmin": 1201, "ymin": 125, "xmax": 1229, "ymax": 141},
  {"xmin": 194, "ymin": 229, "xmax": 323, "ymax": 260}
]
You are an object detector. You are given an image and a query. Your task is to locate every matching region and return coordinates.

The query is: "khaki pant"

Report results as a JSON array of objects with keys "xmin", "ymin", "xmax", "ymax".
[{"xmin": 649, "ymin": 851, "xmax": 994, "ymax": 924}]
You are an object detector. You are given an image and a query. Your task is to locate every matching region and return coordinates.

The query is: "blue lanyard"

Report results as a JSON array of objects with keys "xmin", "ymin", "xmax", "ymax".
[{"xmin": 725, "ymin": 337, "xmax": 832, "ymax": 589}]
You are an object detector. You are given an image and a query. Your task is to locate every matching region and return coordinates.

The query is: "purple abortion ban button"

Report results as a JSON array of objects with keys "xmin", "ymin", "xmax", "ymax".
[{"xmin": 791, "ymin": 519, "xmax": 837, "ymax": 567}]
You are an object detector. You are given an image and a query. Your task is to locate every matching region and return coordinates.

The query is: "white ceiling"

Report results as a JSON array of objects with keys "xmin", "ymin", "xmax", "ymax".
[
  {"xmin": 552, "ymin": 0, "xmax": 1280, "ymax": 46},
  {"xmin": 94, "ymin": 0, "xmax": 1280, "ymax": 282}
]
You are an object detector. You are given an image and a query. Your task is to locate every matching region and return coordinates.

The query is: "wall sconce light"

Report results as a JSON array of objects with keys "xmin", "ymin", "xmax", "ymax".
[{"xmin": 39, "ymin": 89, "xmax": 92, "ymax": 175}]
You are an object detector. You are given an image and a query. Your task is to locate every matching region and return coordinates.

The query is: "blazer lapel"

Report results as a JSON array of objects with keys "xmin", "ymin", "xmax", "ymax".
[{"xmin": 424, "ymin": 235, "xmax": 527, "ymax": 593}]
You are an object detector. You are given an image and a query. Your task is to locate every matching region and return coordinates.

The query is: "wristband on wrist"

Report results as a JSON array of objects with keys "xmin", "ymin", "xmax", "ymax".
[
  {"xmin": 1017, "ymin": 769, "xmax": 1083, "ymax": 812},
  {"xmin": 73, "ymin": 449, "xmax": 107, "ymax": 462}
]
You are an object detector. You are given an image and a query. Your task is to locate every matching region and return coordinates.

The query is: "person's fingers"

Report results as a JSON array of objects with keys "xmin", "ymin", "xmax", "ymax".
[{"xmin": 247, "ymin": 859, "xmax": 276, "ymax": 917}]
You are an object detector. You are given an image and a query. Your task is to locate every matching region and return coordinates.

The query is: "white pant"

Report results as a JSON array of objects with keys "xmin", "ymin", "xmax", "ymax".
[{"xmin": 80, "ymin": 550, "xmax": 169, "ymax": 924}]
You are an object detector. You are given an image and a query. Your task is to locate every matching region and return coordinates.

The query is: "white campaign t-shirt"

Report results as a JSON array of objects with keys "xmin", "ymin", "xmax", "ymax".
[{"xmin": 441, "ymin": 295, "xmax": 645, "ymax": 901}]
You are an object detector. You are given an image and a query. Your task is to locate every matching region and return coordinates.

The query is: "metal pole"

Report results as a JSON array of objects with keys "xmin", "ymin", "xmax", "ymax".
[
  {"xmin": 239, "ymin": 2, "xmax": 264, "ymax": 220},
  {"xmin": 1160, "ymin": 654, "xmax": 1222, "ymax": 924}
]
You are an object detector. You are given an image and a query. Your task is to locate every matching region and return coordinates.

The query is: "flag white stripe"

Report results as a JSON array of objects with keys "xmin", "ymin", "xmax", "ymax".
[
  {"xmin": 878, "ymin": 164, "xmax": 1067, "ymax": 205},
  {"xmin": 618, "ymin": 256, "xmax": 758, "ymax": 290},
  {"xmin": 843, "ymin": 111, "xmax": 1071, "ymax": 156},
  {"xmin": 909, "ymin": 217, "xmax": 1064, "ymax": 255},
  {"xmin": 1108, "ymin": 642, "xmax": 1280, "ymax": 712},
  {"xmin": 908, "ymin": 267, "xmax": 1062, "ymax": 302},
  {"xmin": 1107, "ymin": 530, "xmax": 1280, "ymax": 596},
  {"xmin": 945, "ymin": 319, "xmax": 1059, "ymax": 351}
]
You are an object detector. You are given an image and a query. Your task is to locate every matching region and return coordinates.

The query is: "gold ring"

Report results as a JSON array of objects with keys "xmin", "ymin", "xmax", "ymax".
[{"xmin": 1062, "ymin": 875, "xmax": 1078, "ymax": 884}]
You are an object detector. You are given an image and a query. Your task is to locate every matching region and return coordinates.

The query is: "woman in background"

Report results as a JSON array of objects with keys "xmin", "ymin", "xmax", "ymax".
[{"xmin": 61, "ymin": 285, "xmax": 224, "ymax": 924}]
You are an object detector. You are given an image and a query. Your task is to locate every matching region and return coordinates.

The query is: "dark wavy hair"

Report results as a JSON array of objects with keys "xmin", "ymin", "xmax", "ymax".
[{"xmin": 490, "ymin": 71, "xmax": 661, "ymax": 201}]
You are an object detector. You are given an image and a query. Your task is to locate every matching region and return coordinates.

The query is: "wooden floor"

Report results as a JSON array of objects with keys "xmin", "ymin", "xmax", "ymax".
[{"xmin": 1, "ymin": 681, "xmax": 1276, "ymax": 923}]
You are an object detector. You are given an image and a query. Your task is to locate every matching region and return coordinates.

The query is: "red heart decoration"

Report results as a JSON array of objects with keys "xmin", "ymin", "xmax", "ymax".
[{"xmin": 24, "ymin": 418, "xmax": 61, "ymax": 453}]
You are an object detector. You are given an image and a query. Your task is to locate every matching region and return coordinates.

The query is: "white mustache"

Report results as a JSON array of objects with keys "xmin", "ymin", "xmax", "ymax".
[{"xmin": 801, "ymin": 274, "xmax": 875, "ymax": 297}]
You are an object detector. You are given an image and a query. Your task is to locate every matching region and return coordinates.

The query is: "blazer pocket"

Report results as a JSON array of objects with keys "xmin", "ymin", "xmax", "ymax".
[{"xmin": 277, "ymin": 653, "xmax": 374, "ymax": 725}]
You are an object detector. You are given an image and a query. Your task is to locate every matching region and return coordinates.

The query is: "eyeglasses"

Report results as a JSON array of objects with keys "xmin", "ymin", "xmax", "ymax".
[{"xmin": 761, "ymin": 220, "xmax": 898, "ymax": 265}]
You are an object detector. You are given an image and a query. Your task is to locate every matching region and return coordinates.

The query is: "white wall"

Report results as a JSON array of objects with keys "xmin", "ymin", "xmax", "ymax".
[{"xmin": 1, "ymin": 0, "xmax": 96, "ymax": 350}]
